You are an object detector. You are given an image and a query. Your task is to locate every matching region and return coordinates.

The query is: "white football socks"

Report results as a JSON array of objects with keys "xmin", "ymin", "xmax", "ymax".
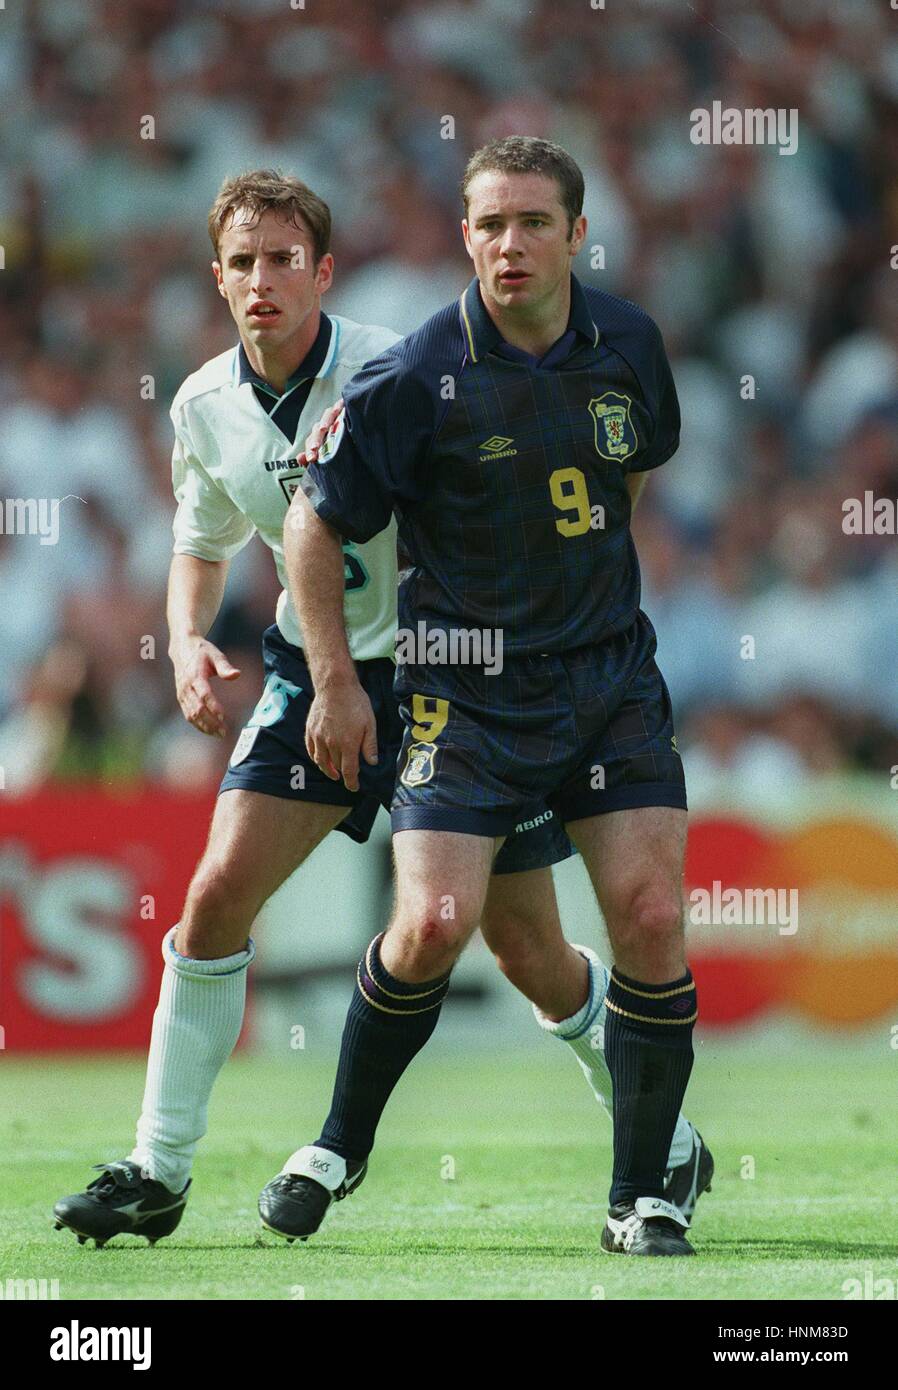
[
  {"xmin": 533, "ymin": 944, "xmax": 695, "ymax": 1170},
  {"xmin": 130, "ymin": 924, "xmax": 255, "ymax": 1193}
]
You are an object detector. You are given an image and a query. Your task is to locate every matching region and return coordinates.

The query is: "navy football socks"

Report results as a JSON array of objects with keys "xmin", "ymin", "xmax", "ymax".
[
  {"xmin": 317, "ymin": 934, "xmax": 451, "ymax": 1161},
  {"xmin": 604, "ymin": 966, "xmax": 697, "ymax": 1206}
]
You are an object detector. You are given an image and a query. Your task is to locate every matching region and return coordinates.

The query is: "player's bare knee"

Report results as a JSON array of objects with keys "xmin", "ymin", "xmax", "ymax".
[
  {"xmin": 180, "ymin": 862, "xmax": 256, "ymax": 953},
  {"xmin": 389, "ymin": 912, "xmax": 469, "ymax": 976},
  {"xmin": 417, "ymin": 914, "xmax": 464, "ymax": 958},
  {"xmin": 492, "ymin": 952, "xmax": 534, "ymax": 992},
  {"xmin": 615, "ymin": 887, "xmax": 683, "ymax": 955},
  {"xmin": 486, "ymin": 920, "xmax": 538, "ymax": 980},
  {"xmin": 184, "ymin": 863, "xmax": 231, "ymax": 921},
  {"xmin": 479, "ymin": 909, "xmax": 517, "ymax": 957}
]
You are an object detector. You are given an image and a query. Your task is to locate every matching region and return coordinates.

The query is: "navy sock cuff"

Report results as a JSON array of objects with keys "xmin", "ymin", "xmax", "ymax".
[
  {"xmin": 358, "ymin": 934, "xmax": 451, "ymax": 1017},
  {"xmin": 605, "ymin": 967, "xmax": 697, "ymax": 1031}
]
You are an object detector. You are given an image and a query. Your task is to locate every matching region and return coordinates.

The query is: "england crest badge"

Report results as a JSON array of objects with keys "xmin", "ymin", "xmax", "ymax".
[{"xmin": 229, "ymin": 724, "xmax": 260, "ymax": 768}]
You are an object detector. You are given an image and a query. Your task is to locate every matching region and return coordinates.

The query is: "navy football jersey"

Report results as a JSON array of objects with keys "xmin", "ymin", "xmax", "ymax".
[{"xmin": 299, "ymin": 274, "xmax": 680, "ymax": 656}]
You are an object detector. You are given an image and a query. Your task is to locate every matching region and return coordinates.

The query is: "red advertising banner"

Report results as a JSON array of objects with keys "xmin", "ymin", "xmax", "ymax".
[
  {"xmin": 0, "ymin": 788, "xmax": 216, "ymax": 1050},
  {"xmin": 1, "ymin": 788, "xmax": 897, "ymax": 1048},
  {"xmin": 686, "ymin": 812, "xmax": 898, "ymax": 1026}
]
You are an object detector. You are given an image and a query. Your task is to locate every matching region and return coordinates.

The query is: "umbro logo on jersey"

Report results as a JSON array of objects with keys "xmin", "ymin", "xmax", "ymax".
[
  {"xmin": 263, "ymin": 457, "xmax": 304, "ymax": 472},
  {"xmin": 478, "ymin": 435, "xmax": 518, "ymax": 462}
]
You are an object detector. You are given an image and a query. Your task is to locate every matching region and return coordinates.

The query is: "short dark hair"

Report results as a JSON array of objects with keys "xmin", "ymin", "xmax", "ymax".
[
  {"xmin": 461, "ymin": 137, "xmax": 584, "ymax": 237},
  {"xmin": 208, "ymin": 169, "xmax": 331, "ymax": 264}
]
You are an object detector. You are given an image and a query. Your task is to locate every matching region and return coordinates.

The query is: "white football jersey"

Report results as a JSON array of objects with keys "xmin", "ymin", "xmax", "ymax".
[{"xmin": 171, "ymin": 314, "xmax": 400, "ymax": 660}]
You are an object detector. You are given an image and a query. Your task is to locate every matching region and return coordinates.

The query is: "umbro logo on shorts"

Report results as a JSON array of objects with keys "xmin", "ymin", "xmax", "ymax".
[{"xmin": 514, "ymin": 810, "xmax": 555, "ymax": 835}]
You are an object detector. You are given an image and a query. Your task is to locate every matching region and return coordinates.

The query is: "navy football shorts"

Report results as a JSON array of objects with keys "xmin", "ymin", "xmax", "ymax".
[
  {"xmin": 218, "ymin": 624, "xmax": 575, "ymax": 875},
  {"xmin": 391, "ymin": 611, "xmax": 687, "ymax": 839}
]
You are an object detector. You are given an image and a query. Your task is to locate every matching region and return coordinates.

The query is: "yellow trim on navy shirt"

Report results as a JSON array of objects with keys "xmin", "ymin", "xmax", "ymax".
[{"xmin": 459, "ymin": 290, "xmax": 478, "ymax": 364}]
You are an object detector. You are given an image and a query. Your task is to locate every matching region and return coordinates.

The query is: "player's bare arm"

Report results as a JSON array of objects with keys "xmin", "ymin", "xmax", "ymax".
[
  {"xmin": 302, "ymin": 396, "xmax": 344, "ymax": 464},
  {"xmin": 283, "ymin": 488, "xmax": 377, "ymax": 790},
  {"xmin": 167, "ymin": 553, "xmax": 241, "ymax": 739}
]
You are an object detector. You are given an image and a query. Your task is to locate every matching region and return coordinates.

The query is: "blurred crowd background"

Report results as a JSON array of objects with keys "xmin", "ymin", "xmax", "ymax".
[{"xmin": 1, "ymin": 0, "xmax": 896, "ymax": 800}]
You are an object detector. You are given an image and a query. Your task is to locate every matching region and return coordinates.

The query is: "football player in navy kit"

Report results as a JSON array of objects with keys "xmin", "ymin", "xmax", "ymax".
[{"xmin": 280, "ymin": 139, "xmax": 710, "ymax": 1256}]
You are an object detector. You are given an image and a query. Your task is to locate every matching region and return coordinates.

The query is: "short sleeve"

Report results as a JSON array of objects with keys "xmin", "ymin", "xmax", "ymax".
[
  {"xmin": 299, "ymin": 351, "xmax": 435, "ymax": 544},
  {"xmin": 630, "ymin": 320, "xmax": 681, "ymax": 473},
  {"xmin": 171, "ymin": 410, "xmax": 256, "ymax": 560}
]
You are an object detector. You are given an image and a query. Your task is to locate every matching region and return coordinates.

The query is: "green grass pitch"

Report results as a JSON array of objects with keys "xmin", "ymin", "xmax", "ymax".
[{"xmin": 2, "ymin": 1046, "xmax": 894, "ymax": 1300}]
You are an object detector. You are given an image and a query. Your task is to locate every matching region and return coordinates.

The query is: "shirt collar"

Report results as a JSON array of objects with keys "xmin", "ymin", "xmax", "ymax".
[
  {"xmin": 237, "ymin": 311, "xmax": 334, "ymax": 396},
  {"xmin": 458, "ymin": 273, "xmax": 598, "ymax": 364}
]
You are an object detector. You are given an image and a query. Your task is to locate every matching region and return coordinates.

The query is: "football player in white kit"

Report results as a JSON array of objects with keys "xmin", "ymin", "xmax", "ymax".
[{"xmin": 53, "ymin": 171, "xmax": 709, "ymax": 1248}]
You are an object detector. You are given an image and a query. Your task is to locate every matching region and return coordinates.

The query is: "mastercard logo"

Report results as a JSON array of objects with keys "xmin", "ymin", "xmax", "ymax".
[{"xmin": 685, "ymin": 816, "xmax": 898, "ymax": 1027}]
